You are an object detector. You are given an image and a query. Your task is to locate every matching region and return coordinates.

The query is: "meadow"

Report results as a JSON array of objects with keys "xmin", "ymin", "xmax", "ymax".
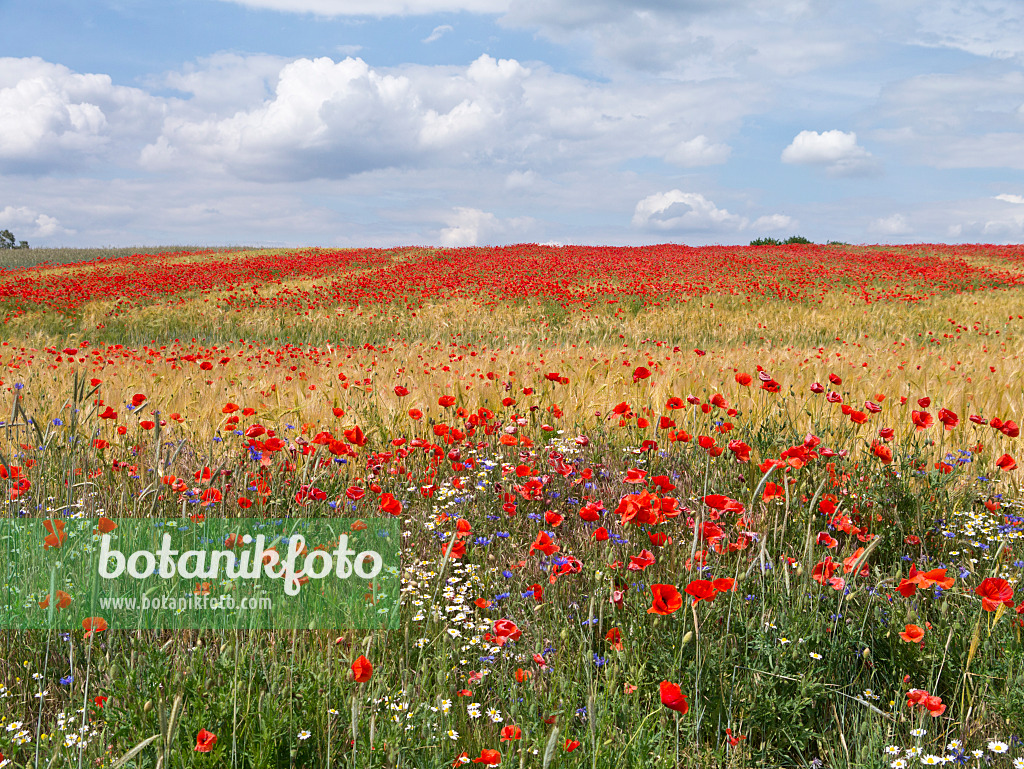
[{"xmin": 0, "ymin": 242, "xmax": 1022, "ymax": 768}]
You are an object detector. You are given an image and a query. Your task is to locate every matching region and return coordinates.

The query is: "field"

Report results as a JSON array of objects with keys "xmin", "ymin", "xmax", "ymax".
[{"xmin": 1, "ymin": 242, "xmax": 1023, "ymax": 768}]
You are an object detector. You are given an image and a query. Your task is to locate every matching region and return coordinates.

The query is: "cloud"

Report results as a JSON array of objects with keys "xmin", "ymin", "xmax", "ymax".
[
  {"xmin": 632, "ymin": 190, "xmax": 747, "ymax": 232},
  {"xmin": 995, "ymin": 193, "xmax": 1024, "ymax": 204},
  {"xmin": 438, "ymin": 206, "xmax": 534, "ymax": 245},
  {"xmin": 134, "ymin": 52, "xmax": 754, "ymax": 182},
  {"xmin": 781, "ymin": 130, "xmax": 879, "ymax": 176},
  {"xmin": 157, "ymin": 52, "xmax": 290, "ymax": 115},
  {"xmin": 0, "ymin": 205, "xmax": 70, "ymax": 239},
  {"xmin": 752, "ymin": 214, "xmax": 795, "ymax": 231},
  {"xmin": 869, "ymin": 213, "xmax": 912, "ymax": 235},
  {"xmin": 214, "ymin": 0, "xmax": 509, "ymax": 15},
  {"xmin": 665, "ymin": 135, "xmax": 731, "ymax": 167},
  {"xmin": 0, "ymin": 57, "xmax": 162, "ymax": 173},
  {"xmin": 422, "ymin": 25, "xmax": 453, "ymax": 43}
]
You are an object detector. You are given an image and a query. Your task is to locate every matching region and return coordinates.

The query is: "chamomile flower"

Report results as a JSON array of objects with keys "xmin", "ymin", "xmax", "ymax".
[
  {"xmin": 1012, "ymin": 758, "xmax": 1024, "ymax": 769},
  {"xmin": 809, "ymin": 652, "xmax": 822, "ymax": 660},
  {"xmin": 989, "ymin": 741, "xmax": 1009, "ymax": 754},
  {"xmin": 446, "ymin": 729, "xmax": 460, "ymax": 741},
  {"xmin": 920, "ymin": 755, "xmax": 942, "ymax": 766},
  {"xmin": 890, "ymin": 760, "xmax": 907, "ymax": 769},
  {"xmin": 297, "ymin": 730, "xmax": 311, "ymax": 741},
  {"xmin": 910, "ymin": 728, "xmax": 927, "ymax": 737},
  {"xmin": 884, "ymin": 745, "xmax": 901, "ymax": 755}
]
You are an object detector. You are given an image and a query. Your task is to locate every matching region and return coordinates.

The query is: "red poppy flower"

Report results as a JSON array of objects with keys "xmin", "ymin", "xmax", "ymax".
[
  {"xmin": 812, "ymin": 557, "xmax": 836, "ymax": 585},
  {"xmin": 659, "ymin": 681, "xmax": 689, "ymax": 714},
  {"xmin": 632, "ymin": 366, "xmax": 651, "ymax": 382},
  {"xmin": 648, "ymin": 584, "xmax": 682, "ymax": 615},
  {"xmin": 195, "ymin": 728, "xmax": 217, "ymax": 753},
  {"xmin": 899, "ymin": 624, "xmax": 924, "ymax": 643},
  {"xmin": 911, "ymin": 410, "xmax": 933, "ymax": 430},
  {"xmin": 500, "ymin": 725, "xmax": 522, "ymax": 741},
  {"xmin": 937, "ymin": 408, "xmax": 958, "ymax": 430},
  {"xmin": 628, "ymin": 549, "xmax": 656, "ymax": 571},
  {"xmin": 996, "ymin": 454, "xmax": 1017, "ymax": 471},
  {"xmin": 976, "ymin": 577, "xmax": 1014, "ymax": 611},
  {"xmin": 530, "ymin": 531, "xmax": 559, "ymax": 556},
  {"xmin": 816, "ymin": 532, "xmax": 838, "ymax": 549},
  {"xmin": 472, "ymin": 749, "xmax": 501, "ymax": 764},
  {"xmin": 394, "ymin": 385, "xmax": 409, "ymax": 396},
  {"xmin": 379, "ymin": 493, "xmax": 403, "ymax": 516},
  {"xmin": 493, "ymin": 619, "xmax": 521, "ymax": 644},
  {"xmin": 351, "ymin": 655, "xmax": 373, "ymax": 683},
  {"xmin": 685, "ymin": 579, "xmax": 718, "ymax": 605},
  {"xmin": 564, "ymin": 740, "xmax": 581, "ymax": 752}
]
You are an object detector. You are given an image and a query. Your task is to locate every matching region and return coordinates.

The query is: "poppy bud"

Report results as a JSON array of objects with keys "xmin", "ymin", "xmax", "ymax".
[
  {"xmin": 144, "ymin": 700, "xmax": 153, "ymax": 713},
  {"xmin": 681, "ymin": 631, "xmax": 693, "ymax": 645}
]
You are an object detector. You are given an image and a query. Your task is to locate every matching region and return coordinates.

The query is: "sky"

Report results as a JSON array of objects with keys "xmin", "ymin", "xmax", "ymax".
[{"xmin": 1, "ymin": 0, "xmax": 1023, "ymax": 248}]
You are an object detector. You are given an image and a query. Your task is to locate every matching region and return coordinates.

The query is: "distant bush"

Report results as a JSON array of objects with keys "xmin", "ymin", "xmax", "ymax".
[
  {"xmin": 783, "ymin": 235, "xmax": 812, "ymax": 244},
  {"xmin": 826, "ymin": 240, "xmax": 850, "ymax": 246},
  {"xmin": 749, "ymin": 237, "xmax": 782, "ymax": 246}
]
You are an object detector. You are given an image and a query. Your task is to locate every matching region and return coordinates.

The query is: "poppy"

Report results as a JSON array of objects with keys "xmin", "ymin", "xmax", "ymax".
[
  {"xmin": 530, "ymin": 531, "xmax": 559, "ymax": 556},
  {"xmin": 627, "ymin": 550, "xmax": 656, "ymax": 571},
  {"xmin": 648, "ymin": 584, "xmax": 682, "ymax": 615},
  {"xmin": 899, "ymin": 624, "xmax": 924, "ymax": 643},
  {"xmin": 659, "ymin": 681, "xmax": 689, "ymax": 714},
  {"xmin": 816, "ymin": 532, "xmax": 838, "ymax": 549},
  {"xmin": 811, "ymin": 557, "xmax": 836, "ymax": 585},
  {"xmin": 976, "ymin": 577, "xmax": 1014, "ymax": 611},
  {"xmin": 379, "ymin": 493, "xmax": 403, "ymax": 516},
  {"xmin": 195, "ymin": 729, "xmax": 217, "ymax": 753},
  {"xmin": 564, "ymin": 740, "xmax": 581, "ymax": 752},
  {"xmin": 996, "ymin": 454, "xmax": 1017, "ymax": 471},
  {"xmin": 493, "ymin": 619, "xmax": 521, "ymax": 645},
  {"xmin": 937, "ymin": 408, "xmax": 958, "ymax": 429},
  {"xmin": 83, "ymin": 616, "xmax": 107, "ymax": 639},
  {"xmin": 500, "ymin": 725, "xmax": 522, "ymax": 741},
  {"xmin": 351, "ymin": 655, "xmax": 373, "ymax": 683},
  {"xmin": 605, "ymin": 628, "xmax": 623, "ymax": 651},
  {"xmin": 43, "ymin": 519, "xmax": 67, "ymax": 549},
  {"xmin": 911, "ymin": 410, "xmax": 933, "ymax": 430}
]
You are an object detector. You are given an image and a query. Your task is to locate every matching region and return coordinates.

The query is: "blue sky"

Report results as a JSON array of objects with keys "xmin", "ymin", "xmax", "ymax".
[{"xmin": 1, "ymin": 0, "xmax": 1023, "ymax": 247}]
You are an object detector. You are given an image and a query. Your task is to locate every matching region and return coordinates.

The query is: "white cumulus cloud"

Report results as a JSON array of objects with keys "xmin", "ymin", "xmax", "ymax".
[
  {"xmin": 438, "ymin": 206, "xmax": 534, "ymax": 246},
  {"xmin": 781, "ymin": 130, "xmax": 879, "ymax": 176},
  {"xmin": 0, "ymin": 205, "xmax": 69, "ymax": 239},
  {"xmin": 0, "ymin": 57, "xmax": 162, "ymax": 172},
  {"xmin": 869, "ymin": 213, "xmax": 912, "ymax": 235},
  {"xmin": 665, "ymin": 135, "xmax": 731, "ymax": 167},
  {"xmin": 752, "ymin": 214, "xmax": 795, "ymax": 231},
  {"xmin": 632, "ymin": 191, "xmax": 747, "ymax": 232}
]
